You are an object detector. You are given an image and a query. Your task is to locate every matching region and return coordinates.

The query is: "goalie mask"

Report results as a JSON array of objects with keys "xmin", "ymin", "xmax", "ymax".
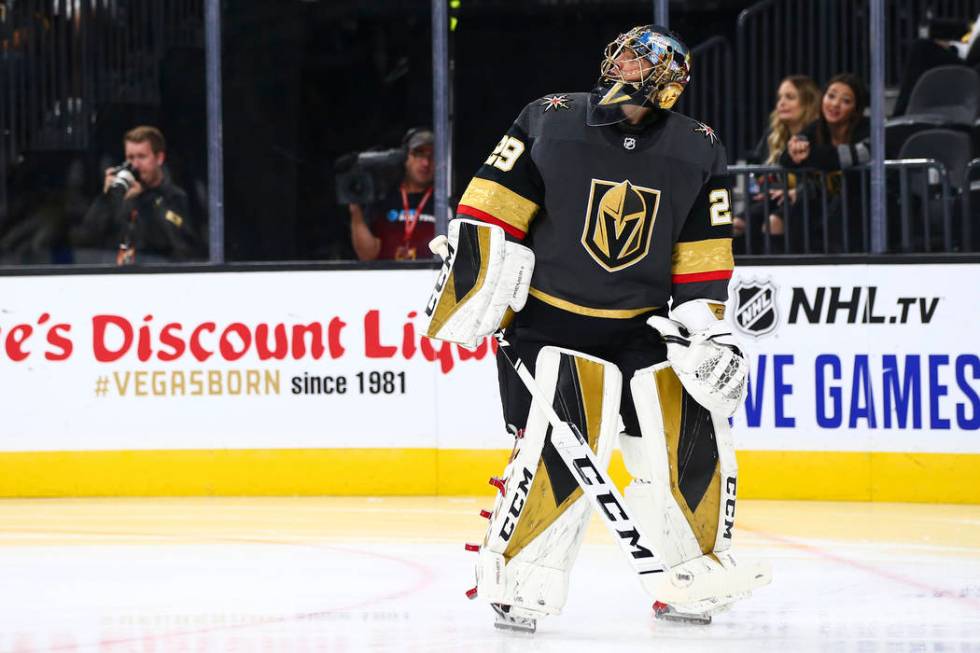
[{"xmin": 586, "ymin": 25, "xmax": 692, "ymax": 127}]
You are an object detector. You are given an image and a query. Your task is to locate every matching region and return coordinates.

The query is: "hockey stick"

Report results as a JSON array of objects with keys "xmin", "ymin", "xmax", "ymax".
[
  {"xmin": 492, "ymin": 331, "xmax": 668, "ymax": 579},
  {"xmin": 493, "ymin": 330, "xmax": 771, "ymax": 606}
]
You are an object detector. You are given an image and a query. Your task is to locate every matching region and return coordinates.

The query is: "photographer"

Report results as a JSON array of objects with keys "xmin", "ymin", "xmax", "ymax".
[
  {"xmin": 75, "ymin": 126, "xmax": 202, "ymax": 264},
  {"xmin": 348, "ymin": 128, "xmax": 436, "ymax": 261}
]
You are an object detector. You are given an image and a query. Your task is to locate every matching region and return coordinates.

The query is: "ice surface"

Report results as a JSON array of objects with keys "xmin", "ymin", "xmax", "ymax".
[{"xmin": 0, "ymin": 497, "xmax": 978, "ymax": 652}]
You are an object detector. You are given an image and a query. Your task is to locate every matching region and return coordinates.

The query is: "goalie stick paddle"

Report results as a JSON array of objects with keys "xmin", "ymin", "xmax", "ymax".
[{"xmin": 492, "ymin": 331, "xmax": 668, "ymax": 579}]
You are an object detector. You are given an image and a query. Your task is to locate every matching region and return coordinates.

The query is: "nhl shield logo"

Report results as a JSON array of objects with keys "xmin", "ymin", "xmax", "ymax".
[
  {"xmin": 581, "ymin": 178, "xmax": 661, "ymax": 272},
  {"xmin": 733, "ymin": 278, "xmax": 779, "ymax": 337}
]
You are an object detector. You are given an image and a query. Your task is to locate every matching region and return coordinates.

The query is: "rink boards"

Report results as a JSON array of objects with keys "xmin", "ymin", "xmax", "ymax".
[{"xmin": 0, "ymin": 262, "xmax": 977, "ymax": 502}]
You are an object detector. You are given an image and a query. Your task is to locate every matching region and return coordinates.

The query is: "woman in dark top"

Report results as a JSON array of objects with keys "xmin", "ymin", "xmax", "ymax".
[
  {"xmin": 777, "ymin": 73, "xmax": 870, "ymax": 252},
  {"xmin": 734, "ymin": 75, "xmax": 820, "ymax": 253}
]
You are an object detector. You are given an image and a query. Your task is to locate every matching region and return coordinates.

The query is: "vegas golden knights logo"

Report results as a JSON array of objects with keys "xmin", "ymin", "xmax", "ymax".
[{"xmin": 581, "ymin": 179, "xmax": 661, "ymax": 272}]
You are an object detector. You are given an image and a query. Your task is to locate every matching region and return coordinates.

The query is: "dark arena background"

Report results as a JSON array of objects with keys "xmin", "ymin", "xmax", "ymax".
[{"xmin": 0, "ymin": 1, "xmax": 979, "ymax": 651}]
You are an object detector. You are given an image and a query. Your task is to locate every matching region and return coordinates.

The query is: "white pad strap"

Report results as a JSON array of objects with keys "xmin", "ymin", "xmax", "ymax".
[
  {"xmin": 424, "ymin": 218, "xmax": 534, "ymax": 347},
  {"xmin": 476, "ymin": 346, "xmax": 622, "ymax": 616}
]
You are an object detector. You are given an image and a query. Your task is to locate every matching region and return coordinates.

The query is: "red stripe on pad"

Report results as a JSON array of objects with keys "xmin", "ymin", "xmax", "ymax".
[{"xmin": 457, "ymin": 205, "xmax": 526, "ymax": 240}]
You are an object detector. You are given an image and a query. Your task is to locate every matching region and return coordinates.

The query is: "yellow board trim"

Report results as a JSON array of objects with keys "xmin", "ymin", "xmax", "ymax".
[
  {"xmin": 1, "ymin": 449, "xmax": 980, "ymax": 503},
  {"xmin": 458, "ymin": 177, "xmax": 539, "ymax": 234},
  {"xmin": 671, "ymin": 237, "xmax": 734, "ymax": 275},
  {"xmin": 528, "ymin": 286, "xmax": 658, "ymax": 319}
]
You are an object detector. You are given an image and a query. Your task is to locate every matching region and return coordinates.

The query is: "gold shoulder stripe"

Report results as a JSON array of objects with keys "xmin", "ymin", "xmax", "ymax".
[
  {"xmin": 528, "ymin": 287, "xmax": 658, "ymax": 319},
  {"xmin": 671, "ymin": 238, "xmax": 734, "ymax": 276},
  {"xmin": 458, "ymin": 177, "xmax": 539, "ymax": 235}
]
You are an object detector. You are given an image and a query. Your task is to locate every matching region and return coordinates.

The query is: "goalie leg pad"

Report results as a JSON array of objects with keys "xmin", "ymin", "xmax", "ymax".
[
  {"xmin": 624, "ymin": 362, "xmax": 737, "ymax": 565},
  {"xmin": 624, "ymin": 362, "xmax": 768, "ymax": 608},
  {"xmin": 476, "ymin": 346, "xmax": 622, "ymax": 617}
]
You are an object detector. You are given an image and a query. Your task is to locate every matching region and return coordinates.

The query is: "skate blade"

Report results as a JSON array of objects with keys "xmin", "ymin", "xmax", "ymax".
[
  {"xmin": 655, "ymin": 611, "xmax": 711, "ymax": 626},
  {"xmin": 493, "ymin": 617, "xmax": 537, "ymax": 634},
  {"xmin": 653, "ymin": 602, "xmax": 712, "ymax": 625}
]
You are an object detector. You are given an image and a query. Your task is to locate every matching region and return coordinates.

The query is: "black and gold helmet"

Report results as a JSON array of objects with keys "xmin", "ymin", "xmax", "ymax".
[{"xmin": 587, "ymin": 25, "xmax": 692, "ymax": 126}]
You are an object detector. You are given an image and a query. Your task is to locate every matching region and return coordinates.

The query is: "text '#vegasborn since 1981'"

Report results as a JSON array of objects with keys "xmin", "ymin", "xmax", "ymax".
[
  {"xmin": 95, "ymin": 369, "xmax": 408, "ymax": 398},
  {"xmin": 290, "ymin": 370, "xmax": 406, "ymax": 396}
]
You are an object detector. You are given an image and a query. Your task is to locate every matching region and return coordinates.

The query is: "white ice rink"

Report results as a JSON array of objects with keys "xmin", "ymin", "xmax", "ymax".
[{"xmin": 1, "ymin": 497, "xmax": 979, "ymax": 652}]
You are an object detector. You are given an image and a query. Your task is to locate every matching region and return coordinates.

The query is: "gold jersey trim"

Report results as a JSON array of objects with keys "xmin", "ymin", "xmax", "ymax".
[
  {"xmin": 671, "ymin": 237, "xmax": 734, "ymax": 276},
  {"xmin": 458, "ymin": 177, "xmax": 539, "ymax": 235},
  {"xmin": 528, "ymin": 287, "xmax": 659, "ymax": 319}
]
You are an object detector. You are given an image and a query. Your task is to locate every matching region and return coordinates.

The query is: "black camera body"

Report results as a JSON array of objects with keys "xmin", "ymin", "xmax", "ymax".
[
  {"xmin": 334, "ymin": 148, "xmax": 406, "ymax": 206},
  {"xmin": 109, "ymin": 161, "xmax": 142, "ymax": 193}
]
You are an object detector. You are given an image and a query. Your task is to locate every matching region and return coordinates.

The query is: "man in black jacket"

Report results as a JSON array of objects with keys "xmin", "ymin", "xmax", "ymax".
[{"xmin": 76, "ymin": 126, "xmax": 202, "ymax": 264}]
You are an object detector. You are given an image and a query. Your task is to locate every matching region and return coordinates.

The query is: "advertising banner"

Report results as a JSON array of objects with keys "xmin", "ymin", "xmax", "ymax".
[
  {"xmin": 0, "ymin": 264, "xmax": 980, "ymax": 501},
  {"xmin": 730, "ymin": 264, "xmax": 979, "ymax": 453},
  {"xmin": 0, "ymin": 264, "xmax": 976, "ymax": 456},
  {"xmin": 0, "ymin": 269, "xmax": 504, "ymax": 452}
]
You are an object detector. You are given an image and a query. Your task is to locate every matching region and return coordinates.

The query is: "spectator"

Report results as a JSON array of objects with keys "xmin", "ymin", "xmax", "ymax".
[
  {"xmin": 735, "ymin": 75, "xmax": 821, "ymax": 250},
  {"xmin": 893, "ymin": 13, "xmax": 980, "ymax": 117},
  {"xmin": 748, "ymin": 76, "xmax": 822, "ymax": 165},
  {"xmin": 778, "ymin": 73, "xmax": 870, "ymax": 252},
  {"xmin": 74, "ymin": 126, "xmax": 203, "ymax": 264},
  {"xmin": 349, "ymin": 128, "xmax": 436, "ymax": 261}
]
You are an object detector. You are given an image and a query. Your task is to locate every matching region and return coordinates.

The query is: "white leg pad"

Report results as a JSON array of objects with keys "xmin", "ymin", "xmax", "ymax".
[
  {"xmin": 475, "ymin": 346, "xmax": 622, "ymax": 618},
  {"xmin": 624, "ymin": 362, "xmax": 770, "ymax": 610},
  {"xmin": 477, "ymin": 498, "xmax": 591, "ymax": 617},
  {"xmin": 621, "ymin": 435, "xmax": 702, "ymax": 568}
]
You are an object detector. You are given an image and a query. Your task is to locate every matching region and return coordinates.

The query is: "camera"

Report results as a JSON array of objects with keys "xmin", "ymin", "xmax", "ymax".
[
  {"xmin": 334, "ymin": 148, "xmax": 406, "ymax": 206},
  {"xmin": 109, "ymin": 161, "xmax": 141, "ymax": 193}
]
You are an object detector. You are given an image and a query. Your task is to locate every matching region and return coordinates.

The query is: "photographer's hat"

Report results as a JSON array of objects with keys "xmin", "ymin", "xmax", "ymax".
[{"xmin": 404, "ymin": 128, "xmax": 434, "ymax": 152}]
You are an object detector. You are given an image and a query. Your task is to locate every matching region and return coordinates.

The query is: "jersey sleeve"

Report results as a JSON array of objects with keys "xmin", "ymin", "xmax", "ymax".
[
  {"xmin": 456, "ymin": 104, "xmax": 544, "ymax": 242},
  {"xmin": 671, "ymin": 143, "xmax": 735, "ymax": 308}
]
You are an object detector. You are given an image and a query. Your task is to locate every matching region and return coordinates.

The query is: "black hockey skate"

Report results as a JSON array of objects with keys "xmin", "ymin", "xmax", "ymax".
[
  {"xmin": 652, "ymin": 601, "xmax": 712, "ymax": 625},
  {"xmin": 491, "ymin": 603, "xmax": 537, "ymax": 633}
]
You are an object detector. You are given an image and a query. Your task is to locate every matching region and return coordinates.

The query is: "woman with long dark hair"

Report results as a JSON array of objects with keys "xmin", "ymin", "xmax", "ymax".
[{"xmin": 777, "ymin": 73, "xmax": 870, "ymax": 252}]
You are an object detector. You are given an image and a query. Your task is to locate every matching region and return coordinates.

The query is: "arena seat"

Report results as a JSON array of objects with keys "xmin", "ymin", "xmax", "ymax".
[{"xmin": 886, "ymin": 66, "xmax": 979, "ymax": 158}]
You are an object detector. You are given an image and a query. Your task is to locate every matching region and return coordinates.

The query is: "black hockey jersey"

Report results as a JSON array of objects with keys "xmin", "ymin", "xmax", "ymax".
[{"xmin": 456, "ymin": 92, "xmax": 734, "ymax": 319}]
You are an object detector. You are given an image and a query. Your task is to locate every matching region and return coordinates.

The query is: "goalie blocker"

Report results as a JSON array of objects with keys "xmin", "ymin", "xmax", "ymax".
[{"xmin": 423, "ymin": 218, "xmax": 534, "ymax": 347}]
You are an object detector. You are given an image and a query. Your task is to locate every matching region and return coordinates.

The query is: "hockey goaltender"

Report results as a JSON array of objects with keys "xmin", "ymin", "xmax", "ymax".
[{"xmin": 422, "ymin": 24, "xmax": 772, "ymax": 633}]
